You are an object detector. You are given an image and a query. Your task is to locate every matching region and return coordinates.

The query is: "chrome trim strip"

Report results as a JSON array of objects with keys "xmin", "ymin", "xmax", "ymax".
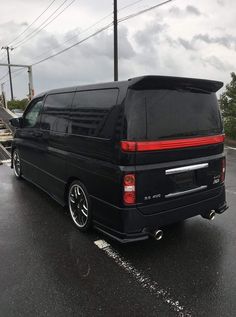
[
  {"xmin": 165, "ymin": 185, "xmax": 207, "ymax": 198},
  {"xmin": 165, "ymin": 163, "xmax": 208, "ymax": 175}
]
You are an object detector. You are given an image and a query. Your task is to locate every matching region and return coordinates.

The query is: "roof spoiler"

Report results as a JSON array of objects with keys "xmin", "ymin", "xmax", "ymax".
[{"xmin": 128, "ymin": 75, "xmax": 223, "ymax": 93}]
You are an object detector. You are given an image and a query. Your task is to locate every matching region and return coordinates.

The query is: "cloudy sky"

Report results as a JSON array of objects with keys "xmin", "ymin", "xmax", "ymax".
[{"xmin": 0, "ymin": 0, "xmax": 235, "ymax": 99}]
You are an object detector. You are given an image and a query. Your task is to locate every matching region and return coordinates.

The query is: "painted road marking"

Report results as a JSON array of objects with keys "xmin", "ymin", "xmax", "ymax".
[
  {"xmin": 226, "ymin": 189, "xmax": 236, "ymax": 195},
  {"xmin": 1, "ymin": 159, "xmax": 11, "ymax": 163},
  {"xmin": 94, "ymin": 239, "xmax": 191, "ymax": 316},
  {"xmin": 225, "ymin": 146, "xmax": 236, "ymax": 151},
  {"xmin": 1, "ymin": 159, "xmax": 11, "ymax": 167}
]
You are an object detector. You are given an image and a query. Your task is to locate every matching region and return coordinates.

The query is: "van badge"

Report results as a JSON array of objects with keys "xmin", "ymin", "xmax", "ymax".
[
  {"xmin": 213, "ymin": 175, "xmax": 220, "ymax": 184},
  {"xmin": 144, "ymin": 194, "xmax": 161, "ymax": 201}
]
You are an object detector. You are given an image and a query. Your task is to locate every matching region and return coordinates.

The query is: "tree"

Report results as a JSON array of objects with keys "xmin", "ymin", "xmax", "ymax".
[
  {"xmin": 7, "ymin": 98, "xmax": 29, "ymax": 111},
  {"xmin": 219, "ymin": 72, "xmax": 236, "ymax": 140}
]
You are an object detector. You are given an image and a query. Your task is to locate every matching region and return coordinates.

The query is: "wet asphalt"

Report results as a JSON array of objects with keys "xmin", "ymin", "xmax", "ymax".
[{"xmin": 0, "ymin": 148, "xmax": 236, "ymax": 317}]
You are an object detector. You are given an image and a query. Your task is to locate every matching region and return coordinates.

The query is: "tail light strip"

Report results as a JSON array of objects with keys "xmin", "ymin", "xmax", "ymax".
[{"xmin": 121, "ymin": 134, "xmax": 225, "ymax": 152}]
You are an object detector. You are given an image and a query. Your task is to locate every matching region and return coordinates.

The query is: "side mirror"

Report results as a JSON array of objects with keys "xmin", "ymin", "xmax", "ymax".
[{"xmin": 9, "ymin": 117, "xmax": 23, "ymax": 128}]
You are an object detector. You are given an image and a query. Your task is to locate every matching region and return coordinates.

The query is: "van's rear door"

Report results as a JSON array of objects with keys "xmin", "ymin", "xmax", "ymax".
[{"xmin": 123, "ymin": 76, "xmax": 225, "ymax": 212}]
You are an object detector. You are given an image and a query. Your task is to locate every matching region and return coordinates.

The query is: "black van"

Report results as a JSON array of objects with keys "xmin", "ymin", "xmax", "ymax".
[{"xmin": 10, "ymin": 76, "xmax": 227, "ymax": 242}]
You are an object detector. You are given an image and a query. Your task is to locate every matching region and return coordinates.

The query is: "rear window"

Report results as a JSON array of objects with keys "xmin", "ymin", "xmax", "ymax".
[{"xmin": 126, "ymin": 89, "xmax": 222, "ymax": 140}]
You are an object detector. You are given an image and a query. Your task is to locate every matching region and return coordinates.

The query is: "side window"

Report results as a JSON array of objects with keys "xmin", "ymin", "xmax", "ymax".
[
  {"xmin": 40, "ymin": 92, "xmax": 74, "ymax": 133},
  {"xmin": 24, "ymin": 99, "xmax": 43, "ymax": 128},
  {"xmin": 71, "ymin": 89, "xmax": 119, "ymax": 139}
]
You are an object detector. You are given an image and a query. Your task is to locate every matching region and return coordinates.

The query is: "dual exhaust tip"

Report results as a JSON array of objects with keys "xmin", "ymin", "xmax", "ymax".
[
  {"xmin": 153, "ymin": 229, "xmax": 163, "ymax": 241},
  {"xmin": 202, "ymin": 210, "xmax": 216, "ymax": 220},
  {"xmin": 151, "ymin": 210, "xmax": 216, "ymax": 241}
]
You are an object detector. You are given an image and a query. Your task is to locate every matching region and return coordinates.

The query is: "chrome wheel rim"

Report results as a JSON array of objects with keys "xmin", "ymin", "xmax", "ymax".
[
  {"xmin": 69, "ymin": 184, "xmax": 89, "ymax": 228},
  {"xmin": 13, "ymin": 151, "xmax": 21, "ymax": 177}
]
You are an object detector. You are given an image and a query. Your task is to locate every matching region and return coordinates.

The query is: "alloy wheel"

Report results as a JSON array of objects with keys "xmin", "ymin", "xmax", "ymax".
[
  {"xmin": 13, "ymin": 150, "xmax": 21, "ymax": 178},
  {"xmin": 68, "ymin": 183, "xmax": 89, "ymax": 228}
]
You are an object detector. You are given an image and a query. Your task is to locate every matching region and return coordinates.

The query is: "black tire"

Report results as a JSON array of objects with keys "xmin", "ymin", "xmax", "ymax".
[
  {"xmin": 68, "ymin": 180, "xmax": 92, "ymax": 231},
  {"xmin": 12, "ymin": 149, "xmax": 22, "ymax": 179}
]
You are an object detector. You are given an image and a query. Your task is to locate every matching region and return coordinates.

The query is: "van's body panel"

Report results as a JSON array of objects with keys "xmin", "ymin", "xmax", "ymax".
[{"xmin": 11, "ymin": 75, "xmax": 227, "ymax": 242}]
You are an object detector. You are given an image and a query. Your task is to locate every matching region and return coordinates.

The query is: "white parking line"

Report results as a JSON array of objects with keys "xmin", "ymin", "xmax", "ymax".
[
  {"xmin": 1, "ymin": 159, "xmax": 11, "ymax": 163},
  {"xmin": 94, "ymin": 239, "xmax": 190, "ymax": 316},
  {"xmin": 225, "ymin": 146, "xmax": 236, "ymax": 151},
  {"xmin": 226, "ymin": 189, "xmax": 236, "ymax": 195}
]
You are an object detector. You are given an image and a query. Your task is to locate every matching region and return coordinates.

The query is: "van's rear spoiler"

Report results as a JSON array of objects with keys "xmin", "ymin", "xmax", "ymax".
[{"xmin": 128, "ymin": 75, "xmax": 223, "ymax": 93}]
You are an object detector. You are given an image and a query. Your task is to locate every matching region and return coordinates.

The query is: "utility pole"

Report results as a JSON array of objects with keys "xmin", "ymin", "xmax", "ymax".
[
  {"xmin": 114, "ymin": 0, "xmax": 118, "ymax": 81},
  {"xmin": 28, "ymin": 66, "xmax": 34, "ymax": 100},
  {"xmin": 1, "ymin": 46, "xmax": 14, "ymax": 101},
  {"xmin": 1, "ymin": 83, "xmax": 6, "ymax": 108}
]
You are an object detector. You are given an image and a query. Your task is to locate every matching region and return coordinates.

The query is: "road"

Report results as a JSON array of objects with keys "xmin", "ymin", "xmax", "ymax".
[{"xmin": 0, "ymin": 148, "xmax": 236, "ymax": 317}]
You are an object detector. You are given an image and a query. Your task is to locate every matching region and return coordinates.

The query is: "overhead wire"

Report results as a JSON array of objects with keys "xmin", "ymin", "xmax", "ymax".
[
  {"xmin": 32, "ymin": 10, "xmax": 113, "ymax": 61},
  {"xmin": 118, "ymin": 0, "xmax": 146, "ymax": 12},
  {"xmin": 32, "ymin": 0, "xmax": 174, "ymax": 66},
  {"xmin": 32, "ymin": 21, "xmax": 114, "ymax": 66},
  {"xmin": 31, "ymin": 0, "xmax": 149, "ymax": 62},
  {"xmin": 0, "ymin": 68, "xmax": 25, "ymax": 85},
  {"xmin": 119, "ymin": 0, "xmax": 173, "ymax": 22},
  {"xmin": 7, "ymin": 0, "xmax": 58, "ymax": 46},
  {"xmin": 0, "ymin": 72, "xmax": 9, "ymax": 82},
  {"xmin": 14, "ymin": 0, "xmax": 75, "ymax": 49}
]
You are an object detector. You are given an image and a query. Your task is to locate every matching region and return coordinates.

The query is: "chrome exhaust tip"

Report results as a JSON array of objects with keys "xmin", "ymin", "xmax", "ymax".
[
  {"xmin": 202, "ymin": 210, "xmax": 216, "ymax": 220},
  {"xmin": 153, "ymin": 229, "xmax": 163, "ymax": 241}
]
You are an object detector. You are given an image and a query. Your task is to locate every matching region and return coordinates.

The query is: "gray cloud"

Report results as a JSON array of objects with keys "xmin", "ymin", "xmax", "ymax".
[
  {"xmin": 169, "ymin": 5, "xmax": 201, "ymax": 17},
  {"xmin": 178, "ymin": 38, "xmax": 194, "ymax": 50},
  {"xmin": 177, "ymin": 33, "xmax": 236, "ymax": 51},
  {"xmin": 217, "ymin": 0, "xmax": 225, "ymax": 6},
  {"xmin": 193, "ymin": 33, "xmax": 236, "ymax": 49},
  {"xmin": 204, "ymin": 55, "xmax": 232, "ymax": 71},
  {"xmin": 168, "ymin": 6, "xmax": 181, "ymax": 16},
  {"xmin": 186, "ymin": 5, "xmax": 201, "ymax": 16},
  {"xmin": 134, "ymin": 22, "xmax": 167, "ymax": 51}
]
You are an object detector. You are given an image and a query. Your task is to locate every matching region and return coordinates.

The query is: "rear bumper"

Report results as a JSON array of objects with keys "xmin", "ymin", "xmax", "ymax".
[{"xmin": 92, "ymin": 185, "xmax": 227, "ymax": 243}]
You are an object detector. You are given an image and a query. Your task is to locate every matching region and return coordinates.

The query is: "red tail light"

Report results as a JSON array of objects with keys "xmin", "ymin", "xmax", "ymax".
[
  {"xmin": 120, "ymin": 134, "xmax": 225, "ymax": 152},
  {"xmin": 221, "ymin": 158, "xmax": 226, "ymax": 183},
  {"xmin": 123, "ymin": 174, "xmax": 136, "ymax": 205}
]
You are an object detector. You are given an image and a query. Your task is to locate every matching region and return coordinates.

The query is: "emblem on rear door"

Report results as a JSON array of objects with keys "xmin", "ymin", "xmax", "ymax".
[{"xmin": 144, "ymin": 194, "xmax": 161, "ymax": 201}]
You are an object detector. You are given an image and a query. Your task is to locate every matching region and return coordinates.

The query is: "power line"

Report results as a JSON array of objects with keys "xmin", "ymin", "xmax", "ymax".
[
  {"xmin": 0, "ymin": 71, "xmax": 9, "ymax": 82},
  {"xmin": 119, "ymin": 0, "xmax": 173, "ymax": 22},
  {"xmin": 31, "ymin": 0, "xmax": 147, "ymax": 62},
  {"xmin": 1, "ymin": 68, "xmax": 26, "ymax": 85},
  {"xmin": 7, "ymin": 0, "xmax": 58, "ymax": 46},
  {"xmin": 32, "ymin": 22, "xmax": 113, "ymax": 66},
  {"xmin": 32, "ymin": 0, "xmax": 174, "ymax": 67},
  {"xmin": 16, "ymin": 0, "xmax": 76, "ymax": 49},
  {"xmin": 14, "ymin": 0, "xmax": 75, "ymax": 49},
  {"xmin": 32, "ymin": 12, "xmax": 113, "ymax": 61},
  {"xmin": 14, "ymin": 0, "xmax": 72, "ymax": 48},
  {"xmin": 119, "ymin": 0, "xmax": 146, "ymax": 12}
]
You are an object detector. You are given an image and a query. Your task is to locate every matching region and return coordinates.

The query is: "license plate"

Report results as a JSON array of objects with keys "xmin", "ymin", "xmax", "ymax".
[{"xmin": 172, "ymin": 171, "xmax": 196, "ymax": 191}]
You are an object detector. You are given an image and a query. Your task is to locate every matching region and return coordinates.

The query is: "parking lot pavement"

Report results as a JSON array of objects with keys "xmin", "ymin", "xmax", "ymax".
[{"xmin": 0, "ymin": 148, "xmax": 236, "ymax": 317}]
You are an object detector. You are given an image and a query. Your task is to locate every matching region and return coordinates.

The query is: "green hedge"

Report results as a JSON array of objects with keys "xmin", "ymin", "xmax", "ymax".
[
  {"xmin": 219, "ymin": 72, "xmax": 236, "ymax": 140},
  {"xmin": 7, "ymin": 98, "xmax": 29, "ymax": 111}
]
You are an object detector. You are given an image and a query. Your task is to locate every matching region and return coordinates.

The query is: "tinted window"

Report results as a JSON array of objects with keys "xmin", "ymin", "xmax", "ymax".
[
  {"xmin": 71, "ymin": 89, "xmax": 119, "ymax": 138},
  {"xmin": 126, "ymin": 89, "xmax": 222, "ymax": 140},
  {"xmin": 41, "ymin": 93, "xmax": 74, "ymax": 132},
  {"xmin": 24, "ymin": 99, "xmax": 43, "ymax": 128}
]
